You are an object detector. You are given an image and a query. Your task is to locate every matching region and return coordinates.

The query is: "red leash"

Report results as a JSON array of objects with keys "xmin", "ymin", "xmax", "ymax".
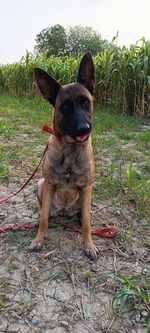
[
  {"xmin": 0, "ymin": 223, "xmax": 118, "ymax": 238},
  {"xmin": 0, "ymin": 124, "xmax": 118, "ymax": 238},
  {"xmin": 0, "ymin": 225, "xmax": 35, "ymax": 232},
  {"xmin": 59, "ymin": 224, "xmax": 118, "ymax": 238}
]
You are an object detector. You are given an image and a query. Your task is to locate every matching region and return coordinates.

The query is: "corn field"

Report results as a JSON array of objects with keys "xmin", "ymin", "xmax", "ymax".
[{"xmin": 0, "ymin": 38, "xmax": 150, "ymax": 116}]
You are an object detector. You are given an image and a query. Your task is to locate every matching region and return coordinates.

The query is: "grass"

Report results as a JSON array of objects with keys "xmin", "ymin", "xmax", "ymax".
[
  {"xmin": 86, "ymin": 271, "xmax": 150, "ymax": 324},
  {"xmin": 0, "ymin": 295, "xmax": 6, "ymax": 309},
  {"xmin": 9, "ymin": 231, "xmax": 29, "ymax": 246},
  {"xmin": 21, "ymin": 298, "xmax": 33, "ymax": 309},
  {"xmin": 110, "ymin": 273, "xmax": 150, "ymax": 314}
]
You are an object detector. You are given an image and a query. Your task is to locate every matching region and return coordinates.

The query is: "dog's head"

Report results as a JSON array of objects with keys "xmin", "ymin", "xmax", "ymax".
[{"xmin": 34, "ymin": 52, "xmax": 95, "ymax": 143}]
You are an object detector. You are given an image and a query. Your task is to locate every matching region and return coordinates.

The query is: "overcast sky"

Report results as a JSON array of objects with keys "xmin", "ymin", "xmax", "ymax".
[{"xmin": 0, "ymin": 0, "xmax": 150, "ymax": 64}]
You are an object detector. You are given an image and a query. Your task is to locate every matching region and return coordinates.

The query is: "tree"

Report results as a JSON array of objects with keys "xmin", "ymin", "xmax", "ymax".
[
  {"xmin": 66, "ymin": 26, "xmax": 108, "ymax": 56},
  {"xmin": 34, "ymin": 24, "xmax": 67, "ymax": 57},
  {"xmin": 34, "ymin": 24, "xmax": 110, "ymax": 57}
]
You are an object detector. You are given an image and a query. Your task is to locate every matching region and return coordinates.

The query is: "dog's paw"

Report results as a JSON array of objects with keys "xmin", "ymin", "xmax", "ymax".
[
  {"xmin": 84, "ymin": 240, "xmax": 99, "ymax": 261},
  {"xmin": 29, "ymin": 235, "xmax": 45, "ymax": 251}
]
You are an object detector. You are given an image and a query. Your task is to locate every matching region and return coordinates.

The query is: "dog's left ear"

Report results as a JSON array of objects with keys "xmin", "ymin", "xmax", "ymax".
[{"xmin": 77, "ymin": 52, "xmax": 95, "ymax": 95}]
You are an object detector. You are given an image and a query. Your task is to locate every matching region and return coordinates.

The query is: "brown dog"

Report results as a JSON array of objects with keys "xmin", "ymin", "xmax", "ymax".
[{"xmin": 30, "ymin": 52, "xmax": 98, "ymax": 260}]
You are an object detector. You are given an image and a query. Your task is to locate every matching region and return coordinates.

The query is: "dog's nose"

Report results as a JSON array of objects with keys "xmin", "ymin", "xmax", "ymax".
[{"xmin": 77, "ymin": 123, "xmax": 91, "ymax": 135}]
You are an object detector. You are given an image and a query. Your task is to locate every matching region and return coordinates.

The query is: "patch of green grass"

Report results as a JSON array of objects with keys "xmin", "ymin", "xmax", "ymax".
[
  {"xmin": 110, "ymin": 274, "xmax": 150, "ymax": 313},
  {"xmin": 93, "ymin": 107, "xmax": 145, "ymax": 133},
  {"xmin": 93, "ymin": 134, "xmax": 118, "ymax": 151},
  {"xmin": 0, "ymin": 277, "xmax": 9, "ymax": 288},
  {"xmin": 126, "ymin": 161, "xmax": 150, "ymax": 216},
  {"xmin": 0, "ymin": 295, "xmax": 6, "ymax": 308},
  {"xmin": 5, "ymin": 263, "xmax": 13, "ymax": 273},
  {"xmin": 0, "ymin": 96, "xmax": 53, "ymax": 181},
  {"xmin": 0, "ymin": 163, "xmax": 10, "ymax": 183},
  {"xmin": 94, "ymin": 158, "xmax": 150, "ymax": 218},
  {"xmin": 0, "ymin": 95, "xmax": 52, "ymax": 139},
  {"xmin": 116, "ymin": 129, "xmax": 136, "ymax": 141},
  {"xmin": 138, "ymin": 129, "xmax": 150, "ymax": 144},
  {"xmin": 118, "ymin": 229, "xmax": 133, "ymax": 242},
  {"xmin": 9, "ymin": 231, "xmax": 29, "ymax": 246},
  {"xmin": 21, "ymin": 298, "xmax": 33, "ymax": 309},
  {"xmin": 136, "ymin": 130, "xmax": 150, "ymax": 154},
  {"xmin": 93, "ymin": 173, "xmax": 124, "ymax": 201}
]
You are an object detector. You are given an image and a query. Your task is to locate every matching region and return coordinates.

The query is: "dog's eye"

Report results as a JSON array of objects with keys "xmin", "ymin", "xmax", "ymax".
[
  {"xmin": 80, "ymin": 98, "xmax": 90, "ymax": 110},
  {"xmin": 61, "ymin": 100, "xmax": 71, "ymax": 113},
  {"xmin": 61, "ymin": 104, "xmax": 67, "ymax": 112}
]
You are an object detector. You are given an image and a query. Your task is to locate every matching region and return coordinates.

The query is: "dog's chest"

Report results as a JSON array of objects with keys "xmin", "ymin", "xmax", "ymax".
[{"xmin": 45, "ymin": 143, "xmax": 92, "ymax": 187}]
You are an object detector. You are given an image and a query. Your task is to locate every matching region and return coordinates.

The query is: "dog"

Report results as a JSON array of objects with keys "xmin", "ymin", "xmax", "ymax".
[{"xmin": 29, "ymin": 52, "xmax": 98, "ymax": 260}]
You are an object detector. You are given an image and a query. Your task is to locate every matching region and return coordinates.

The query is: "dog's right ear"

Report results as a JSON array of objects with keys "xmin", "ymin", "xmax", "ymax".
[
  {"xmin": 34, "ymin": 68, "xmax": 61, "ymax": 106},
  {"xmin": 77, "ymin": 52, "xmax": 95, "ymax": 95}
]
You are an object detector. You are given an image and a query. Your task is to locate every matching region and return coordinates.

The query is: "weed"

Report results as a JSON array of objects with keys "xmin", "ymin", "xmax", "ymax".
[
  {"xmin": 0, "ymin": 164, "xmax": 10, "ymax": 183},
  {"xmin": 118, "ymin": 229, "xmax": 132, "ymax": 242},
  {"xmin": 5, "ymin": 263, "xmax": 13, "ymax": 273},
  {"xmin": 126, "ymin": 162, "xmax": 150, "ymax": 216},
  {"xmin": 43, "ymin": 269, "xmax": 61, "ymax": 282},
  {"xmin": 81, "ymin": 296, "xmax": 91, "ymax": 319},
  {"xmin": 117, "ymin": 129, "xmax": 136, "ymax": 141},
  {"xmin": 21, "ymin": 298, "xmax": 33, "ymax": 309},
  {"xmin": 138, "ymin": 129, "xmax": 150, "ymax": 146},
  {"xmin": 127, "ymin": 160, "xmax": 135, "ymax": 189},
  {"xmin": 109, "ymin": 162, "xmax": 115, "ymax": 181},
  {"xmin": 0, "ymin": 277, "xmax": 9, "ymax": 288},
  {"xmin": 90, "ymin": 277, "xmax": 102, "ymax": 303},
  {"xmin": 0, "ymin": 295, "xmax": 6, "ymax": 309},
  {"xmin": 110, "ymin": 274, "xmax": 150, "ymax": 312},
  {"xmin": 84, "ymin": 269, "xmax": 93, "ymax": 281},
  {"xmin": 9, "ymin": 231, "xmax": 27, "ymax": 246}
]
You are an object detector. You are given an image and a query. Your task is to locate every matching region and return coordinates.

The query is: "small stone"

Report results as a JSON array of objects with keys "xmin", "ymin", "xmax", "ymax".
[
  {"xmin": 16, "ymin": 213, "xmax": 23, "ymax": 219},
  {"xmin": 45, "ymin": 328, "xmax": 64, "ymax": 333},
  {"xmin": 52, "ymin": 314, "xmax": 59, "ymax": 321},
  {"xmin": 21, "ymin": 211, "xmax": 29, "ymax": 217},
  {"xmin": 10, "ymin": 196, "xmax": 22, "ymax": 203},
  {"xmin": 22, "ymin": 217, "xmax": 31, "ymax": 223},
  {"xmin": 60, "ymin": 321, "xmax": 69, "ymax": 327},
  {"xmin": 32, "ymin": 213, "xmax": 39, "ymax": 219},
  {"xmin": 135, "ymin": 313, "xmax": 141, "ymax": 322},
  {"xmin": 0, "ymin": 320, "xmax": 7, "ymax": 330},
  {"xmin": 141, "ymin": 125, "xmax": 150, "ymax": 131},
  {"xmin": 141, "ymin": 310, "xmax": 148, "ymax": 317},
  {"xmin": 32, "ymin": 315, "xmax": 42, "ymax": 327},
  {"xmin": 49, "ymin": 321, "xmax": 56, "ymax": 329}
]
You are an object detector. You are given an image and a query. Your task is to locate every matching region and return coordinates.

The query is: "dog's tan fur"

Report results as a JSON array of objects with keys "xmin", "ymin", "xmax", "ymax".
[{"xmin": 30, "ymin": 53, "xmax": 98, "ymax": 260}]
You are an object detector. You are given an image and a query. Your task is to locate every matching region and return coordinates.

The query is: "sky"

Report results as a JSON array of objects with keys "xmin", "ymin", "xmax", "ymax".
[{"xmin": 0, "ymin": 0, "xmax": 150, "ymax": 64}]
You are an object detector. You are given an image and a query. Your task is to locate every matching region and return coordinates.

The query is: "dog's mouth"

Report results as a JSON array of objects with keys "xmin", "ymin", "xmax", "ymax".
[{"xmin": 74, "ymin": 134, "xmax": 89, "ymax": 142}]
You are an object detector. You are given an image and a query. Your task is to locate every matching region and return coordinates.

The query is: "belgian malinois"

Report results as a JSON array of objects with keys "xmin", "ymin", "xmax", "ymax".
[{"xmin": 30, "ymin": 52, "xmax": 98, "ymax": 260}]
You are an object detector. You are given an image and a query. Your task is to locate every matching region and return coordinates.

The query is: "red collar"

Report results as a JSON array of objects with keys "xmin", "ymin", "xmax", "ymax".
[
  {"xmin": 42, "ymin": 124, "xmax": 62, "ymax": 142},
  {"xmin": 42, "ymin": 124, "xmax": 55, "ymax": 135}
]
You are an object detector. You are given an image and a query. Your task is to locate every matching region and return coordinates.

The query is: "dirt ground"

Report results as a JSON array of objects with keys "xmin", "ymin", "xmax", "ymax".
[{"xmin": 0, "ymin": 177, "xmax": 149, "ymax": 333}]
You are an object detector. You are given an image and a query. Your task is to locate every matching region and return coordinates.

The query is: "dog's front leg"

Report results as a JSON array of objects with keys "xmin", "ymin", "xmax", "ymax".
[
  {"xmin": 79, "ymin": 185, "xmax": 98, "ymax": 260},
  {"xmin": 29, "ymin": 182, "xmax": 55, "ymax": 250}
]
